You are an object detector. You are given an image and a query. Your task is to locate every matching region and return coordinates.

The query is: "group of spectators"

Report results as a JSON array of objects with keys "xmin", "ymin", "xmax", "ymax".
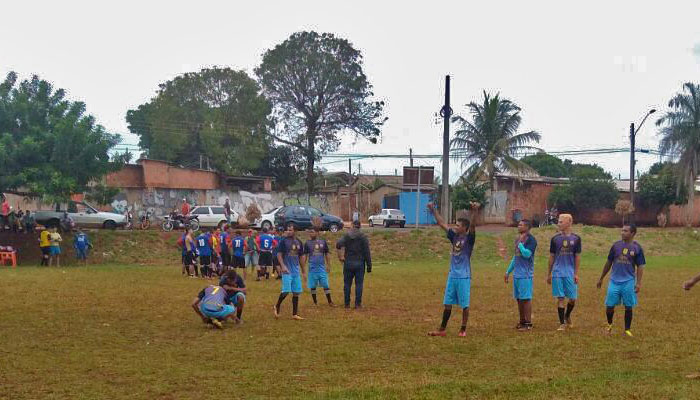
[{"xmin": 0, "ymin": 197, "xmax": 37, "ymax": 233}]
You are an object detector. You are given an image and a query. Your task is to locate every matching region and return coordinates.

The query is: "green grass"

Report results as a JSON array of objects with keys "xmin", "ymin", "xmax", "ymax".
[{"xmin": 2, "ymin": 227, "xmax": 700, "ymax": 399}]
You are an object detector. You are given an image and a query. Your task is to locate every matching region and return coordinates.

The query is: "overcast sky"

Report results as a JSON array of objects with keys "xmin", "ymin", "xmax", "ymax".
[{"xmin": 2, "ymin": 0, "xmax": 699, "ymax": 182}]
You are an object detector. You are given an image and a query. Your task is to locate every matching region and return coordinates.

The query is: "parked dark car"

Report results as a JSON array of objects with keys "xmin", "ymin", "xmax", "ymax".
[{"xmin": 275, "ymin": 205, "xmax": 343, "ymax": 232}]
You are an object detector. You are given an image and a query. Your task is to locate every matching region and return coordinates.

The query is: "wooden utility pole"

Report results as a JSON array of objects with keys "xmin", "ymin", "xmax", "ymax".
[{"xmin": 440, "ymin": 75, "xmax": 452, "ymax": 223}]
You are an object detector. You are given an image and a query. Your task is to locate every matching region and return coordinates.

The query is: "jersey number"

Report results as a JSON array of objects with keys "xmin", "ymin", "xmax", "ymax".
[{"xmin": 198, "ymin": 239, "xmax": 206, "ymax": 247}]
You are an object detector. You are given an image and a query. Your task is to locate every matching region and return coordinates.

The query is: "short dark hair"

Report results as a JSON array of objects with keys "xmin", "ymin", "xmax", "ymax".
[
  {"xmin": 624, "ymin": 223, "xmax": 637, "ymax": 234},
  {"xmin": 456, "ymin": 217, "xmax": 471, "ymax": 229},
  {"xmin": 235, "ymin": 230, "xmax": 241, "ymax": 236},
  {"xmin": 520, "ymin": 219, "xmax": 532, "ymax": 230},
  {"xmin": 262, "ymin": 227, "xmax": 268, "ymax": 233},
  {"xmin": 223, "ymin": 269, "xmax": 238, "ymax": 284}
]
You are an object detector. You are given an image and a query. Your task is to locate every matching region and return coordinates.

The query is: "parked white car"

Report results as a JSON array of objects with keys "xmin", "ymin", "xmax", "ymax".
[
  {"xmin": 190, "ymin": 205, "xmax": 240, "ymax": 228},
  {"xmin": 253, "ymin": 206, "xmax": 282, "ymax": 230},
  {"xmin": 368, "ymin": 209, "xmax": 406, "ymax": 228}
]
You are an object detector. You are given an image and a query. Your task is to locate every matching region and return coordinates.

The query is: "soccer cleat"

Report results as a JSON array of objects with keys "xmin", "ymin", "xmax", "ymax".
[
  {"xmin": 517, "ymin": 324, "xmax": 533, "ymax": 332},
  {"xmin": 210, "ymin": 318, "xmax": 223, "ymax": 329},
  {"xmin": 273, "ymin": 305, "xmax": 280, "ymax": 318},
  {"xmin": 565, "ymin": 317, "xmax": 573, "ymax": 328},
  {"xmin": 625, "ymin": 330, "xmax": 633, "ymax": 337},
  {"xmin": 328, "ymin": 303, "xmax": 337, "ymax": 307},
  {"xmin": 428, "ymin": 330, "xmax": 447, "ymax": 337},
  {"xmin": 557, "ymin": 324, "xmax": 566, "ymax": 332},
  {"xmin": 292, "ymin": 315, "xmax": 304, "ymax": 320},
  {"xmin": 605, "ymin": 324, "xmax": 613, "ymax": 335},
  {"xmin": 457, "ymin": 330, "xmax": 467, "ymax": 337}
]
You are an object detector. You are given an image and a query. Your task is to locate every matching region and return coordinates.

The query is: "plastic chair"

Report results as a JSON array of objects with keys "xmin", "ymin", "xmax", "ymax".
[{"xmin": 0, "ymin": 251, "xmax": 17, "ymax": 267}]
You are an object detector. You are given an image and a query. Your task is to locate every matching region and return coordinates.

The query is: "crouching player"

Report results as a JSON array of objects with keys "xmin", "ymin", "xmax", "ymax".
[
  {"xmin": 304, "ymin": 219, "xmax": 335, "ymax": 306},
  {"xmin": 219, "ymin": 270, "xmax": 247, "ymax": 323},
  {"xmin": 192, "ymin": 274, "xmax": 239, "ymax": 329},
  {"xmin": 597, "ymin": 224, "xmax": 645, "ymax": 337}
]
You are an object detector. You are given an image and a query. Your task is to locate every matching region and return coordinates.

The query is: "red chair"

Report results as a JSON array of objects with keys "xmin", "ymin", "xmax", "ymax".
[{"xmin": 0, "ymin": 251, "xmax": 16, "ymax": 267}]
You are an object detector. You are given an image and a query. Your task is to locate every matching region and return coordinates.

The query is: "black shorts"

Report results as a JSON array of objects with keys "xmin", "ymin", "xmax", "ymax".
[
  {"xmin": 232, "ymin": 255, "xmax": 245, "ymax": 268},
  {"xmin": 185, "ymin": 251, "xmax": 196, "ymax": 265},
  {"xmin": 272, "ymin": 254, "xmax": 279, "ymax": 267},
  {"xmin": 200, "ymin": 255, "xmax": 212, "ymax": 266},
  {"xmin": 41, "ymin": 247, "xmax": 51, "ymax": 257},
  {"xmin": 259, "ymin": 251, "xmax": 273, "ymax": 267},
  {"xmin": 221, "ymin": 252, "xmax": 231, "ymax": 267}
]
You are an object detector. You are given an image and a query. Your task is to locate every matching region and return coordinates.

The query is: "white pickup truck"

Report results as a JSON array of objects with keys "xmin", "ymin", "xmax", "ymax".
[{"xmin": 33, "ymin": 201, "xmax": 127, "ymax": 229}]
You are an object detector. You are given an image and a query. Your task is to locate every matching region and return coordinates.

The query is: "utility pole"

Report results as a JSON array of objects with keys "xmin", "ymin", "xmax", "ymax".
[
  {"xmin": 440, "ymin": 75, "xmax": 453, "ymax": 223},
  {"xmin": 415, "ymin": 166, "xmax": 421, "ymax": 229},
  {"xmin": 348, "ymin": 158, "xmax": 352, "ymax": 223},
  {"xmin": 409, "ymin": 148, "xmax": 413, "ymax": 167},
  {"xmin": 629, "ymin": 122, "xmax": 636, "ymax": 223}
]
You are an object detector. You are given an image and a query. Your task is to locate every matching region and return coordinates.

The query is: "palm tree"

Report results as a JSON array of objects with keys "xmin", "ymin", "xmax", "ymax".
[
  {"xmin": 451, "ymin": 91, "xmax": 541, "ymax": 190},
  {"xmin": 656, "ymin": 82, "xmax": 700, "ymax": 226}
]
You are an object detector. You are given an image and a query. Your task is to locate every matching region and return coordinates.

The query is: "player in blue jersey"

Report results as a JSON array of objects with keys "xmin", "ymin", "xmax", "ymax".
[
  {"xmin": 546, "ymin": 214, "xmax": 581, "ymax": 331},
  {"xmin": 196, "ymin": 230, "xmax": 214, "ymax": 279},
  {"xmin": 303, "ymin": 221, "xmax": 335, "ymax": 306},
  {"xmin": 597, "ymin": 224, "xmax": 646, "ymax": 337},
  {"xmin": 191, "ymin": 273, "xmax": 239, "ymax": 329},
  {"xmin": 231, "ymin": 230, "xmax": 246, "ymax": 272},
  {"xmin": 257, "ymin": 227, "xmax": 277, "ymax": 280},
  {"xmin": 427, "ymin": 202, "xmax": 479, "ymax": 337},
  {"xmin": 73, "ymin": 228, "xmax": 92, "ymax": 266},
  {"xmin": 505, "ymin": 219, "xmax": 538, "ymax": 332},
  {"xmin": 274, "ymin": 225, "xmax": 306, "ymax": 320}
]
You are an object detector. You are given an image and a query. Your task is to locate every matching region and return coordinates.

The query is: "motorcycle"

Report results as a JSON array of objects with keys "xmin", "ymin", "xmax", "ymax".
[
  {"xmin": 161, "ymin": 212, "xmax": 199, "ymax": 232},
  {"xmin": 140, "ymin": 211, "xmax": 152, "ymax": 230}
]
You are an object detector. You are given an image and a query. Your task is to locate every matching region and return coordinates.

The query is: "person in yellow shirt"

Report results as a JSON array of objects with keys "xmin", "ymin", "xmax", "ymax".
[
  {"xmin": 39, "ymin": 228, "xmax": 52, "ymax": 266},
  {"xmin": 48, "ymin": 226, "xmax": 63, "ymax": 267}
]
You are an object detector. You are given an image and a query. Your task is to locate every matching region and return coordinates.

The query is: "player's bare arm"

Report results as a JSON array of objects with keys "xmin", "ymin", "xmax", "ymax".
[
  {"xmin": 597, "ymin": 260, "xmax": 612, "ymax": 288},
  {"xmin": 191, "ymin": 297, "xmax": 206, "ymax": 321},
  {"xmin": 427, "ymin": 203, "xmax": 449, "ymax": 232},
  {"xmin": 547, "ymin": 253, "xmax": 555, "ymax": 284},
  {"xmin": 683, "ymin": 272, "xmax": 700, "ymax": 290},
  {"xmin": 574, "ymin": 253, "xmax": 581, "ymax": 284},
  {"xmin": 325, "ymin": 253, "xmax": 331, "ymax": 274},
  {"xmin": 468, "ymin": 201, "xmax": 480, "ymax": 234},
  {"xmin": 277, "ymin": 253, "xmax": 289, "ymax": 273}
]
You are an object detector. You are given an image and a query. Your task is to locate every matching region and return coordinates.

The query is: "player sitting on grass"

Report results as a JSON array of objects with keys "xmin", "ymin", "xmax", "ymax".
[
  {"xmin": 219, "ymin": 270, "xmax": 247, "ymax": 323},
  {"xmin": 274, "ymin": 224, "xmax": 306, "ymax": 320},
  {"xmin": 546, "ymin": 214, "xmax": 581, "ymax": 331},
  {"xmin": 505, "ymin": 219, "xmax": 538, "ymax": 332},
  {"xmin": 597, "ymin": 224, "xmax": 645, "ymax": 337},
  {"xmin": 73, "ymin": 228, "xmax": 93, "ymax": 266},
  {"xmin": 427, "ymin": 202, "xmax": 478, "ymax": 337},
  {"xmin": 304, "ymin": 217, "xmax": 335, "ymax": 306},
  {"xmin": 192, "ymin": 274, "xmax": 239, "ymax": 329}
]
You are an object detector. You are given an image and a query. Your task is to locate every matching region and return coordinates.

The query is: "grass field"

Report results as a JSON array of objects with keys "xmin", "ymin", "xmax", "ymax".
[{"xmin": 2, "ymin": 226, "xmax": 700, "ymax": 399}]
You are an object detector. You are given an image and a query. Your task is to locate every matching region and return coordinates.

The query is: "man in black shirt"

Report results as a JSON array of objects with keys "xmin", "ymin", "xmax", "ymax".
[{"xmin": 336, "ymin": 220, "xmax": 372, "ymax": 309}]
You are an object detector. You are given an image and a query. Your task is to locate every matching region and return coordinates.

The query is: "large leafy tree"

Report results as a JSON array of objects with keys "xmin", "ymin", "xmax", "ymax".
[
  {"xmin": 126, "ymin": 67, "xmax": 271, "ymax": 174},
  {"xmin": 255, "ymin": 31, "xmax": 387, "ymax": 197},
  {"xmin": 253, "ymin": 144, "xmax": 303, "ymax": 189},
  {"xmin": 0, "ymin": 72, "xmax": 120, "ymax": 203},
  {"xmin": 520, "ymin": 153, "xmax": 568, "ymax": 177},
  {"xmin": 637, "ymin": 162, "xmax": 687, "ymax": 210},
  {"xmin": 547, "ymin": 168, "xmax": 618, "ymax": 212},
  {"xmin": 451, "ymin": 91, "xmax": 541, "ymax": 190},
  {"xmin": 656, "ymin": 82, "xmax": 700, "ymax": 225}
]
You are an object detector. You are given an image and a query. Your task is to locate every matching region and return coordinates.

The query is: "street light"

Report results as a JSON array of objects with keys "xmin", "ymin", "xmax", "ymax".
[{"xmin": 629, "ymin": 108, "xmax": 657, "ymax": 223}]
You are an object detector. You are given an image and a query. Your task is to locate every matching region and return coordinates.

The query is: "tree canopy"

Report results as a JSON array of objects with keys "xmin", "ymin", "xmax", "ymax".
[
  {"xmin": 451, "ymin": 91, "xmax": 541, "ymax": 189},
  {"xmin": 126, "ymin": 67, "xmax": 271, "ymax": 175},
  {"xmin": 637, "ymin": 162, "xmax": 687, "ymax": 209},
  {"xmin": 521, "ymin": 152, "xmax": 610, "ymax": 179},
  {"xmin": 255, "ymin": 31, "xmax": 387, "ymax": 196},
  {"xmin": 0, "ymin": 71, "xmax": 120, "ymax": 203}
]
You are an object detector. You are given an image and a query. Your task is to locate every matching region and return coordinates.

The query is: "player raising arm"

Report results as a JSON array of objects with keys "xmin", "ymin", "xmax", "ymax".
[{"xmin": 427, "ymin": 201, "xmax": 479, "ymax": 337}]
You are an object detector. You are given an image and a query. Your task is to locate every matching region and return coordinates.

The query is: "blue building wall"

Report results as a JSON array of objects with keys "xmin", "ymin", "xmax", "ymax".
[{"xmin": 398, "ymin": 192, "xmax": 436, "ymax": 225}]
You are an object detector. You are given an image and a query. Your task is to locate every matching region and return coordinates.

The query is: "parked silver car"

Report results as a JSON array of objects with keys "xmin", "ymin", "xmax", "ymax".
[
  {"xmin": 34, "ymin": 201, "xmax": 127, "ymax": 229},
  {"xmin": 368, "ymin": 209, "xmax": 406, "ymax": 228},
  {"xmin": 190, "ymin": 205, "xmax": 240, "ymax": 228}
]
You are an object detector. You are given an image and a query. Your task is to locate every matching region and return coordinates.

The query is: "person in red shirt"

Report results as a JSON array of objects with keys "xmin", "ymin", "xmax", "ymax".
[
  {"xmin": 181, "ymin": 198, "xmax": 190, "ymax": 216},
  {"xmin": 1, "ymin": 197, "xmax": 9, "ymax": 231}
]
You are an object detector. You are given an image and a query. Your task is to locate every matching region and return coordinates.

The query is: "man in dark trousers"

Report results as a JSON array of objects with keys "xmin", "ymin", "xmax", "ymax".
[{"xmin": 336, "ymin": 220, "xmax": 372, "ymax": 309}]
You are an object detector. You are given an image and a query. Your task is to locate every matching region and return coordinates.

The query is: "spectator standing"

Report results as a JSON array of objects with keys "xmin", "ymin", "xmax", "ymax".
[
  {"xmin": 352, "ymin": 209, "xmax": 360, "ymax": 224},
  {"xmin": 336, "ymin": 220, "xmax": 372, "ymax": 309},
  {"xmin": 224, "ymin": 198, "xmax": 233, "ymax": 224},
  {"xmin": 73, "ymin": 228, "xmax": 92, "ymax": 266},
  {"xmin": 23, "ymin": 210, "xmax": 36, "ymax": 233},
  {"xmin": 8, "ymin": 207, "xmax": 17, "ymax": 233},
  {"xmin": 1, "ymin": 197, "xmax": 9, "ymax": 231},
  {"xmin": 49, "ymin": 226, "xmax": 63, "ymax": 267}
]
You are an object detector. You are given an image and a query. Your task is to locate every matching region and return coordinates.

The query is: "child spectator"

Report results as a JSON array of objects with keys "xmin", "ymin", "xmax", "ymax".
[
  {"xmin": 73, "ymin": 228, "xmax": 92, "ymax": 266},
  {"xmin": 49, "ymin": 226, "xmax": 63, "ymax": 267}
]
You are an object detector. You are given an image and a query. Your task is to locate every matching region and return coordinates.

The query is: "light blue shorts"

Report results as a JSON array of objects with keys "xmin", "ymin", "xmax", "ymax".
[
  {"xmin": 200, "ymin": 303, "xmax": 236, "ymax": 319},
  {"xmin": 308, "ymin": 271, "xmax": 330, "ymax": 290},
  {"xmin": 513, "ymin": 278, "xmax": 533, "ymax": 300},
  {"xmin": 443, "ymin": 277, "xmax": 471, "ymax": 308},
  {"xmin": 245, "ymin": 252, "xmax": 258, "ymax": 267},
  {"xmin": 50, "ymin": 246, "xmax": 61, "ymax": 256},
  {"xmin": 605, "ymin": 280, "xmax": 637, "ymax": 308},
  {"xmin": 552, "ymin": 277, "xmax": 578, "ymax": 299},
  {"xmin": 282, "ymin": 273, "xmax": 303, "ymax": 294}
]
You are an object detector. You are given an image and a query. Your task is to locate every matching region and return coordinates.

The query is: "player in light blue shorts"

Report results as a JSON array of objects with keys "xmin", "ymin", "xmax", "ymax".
[
  {"xmin": 547, "ymin": 214, "xmax": 581, "ymax": 331},
  {"xmin": 274, "ymin": 225, "xmax": 306, "ymax": 320},
  {"xmin": 192, "ymin": 277, "xmax": 238, "ymax": 329},
  {"xmin": 427, "ymin": 202, "xmax": 479, "ymax": 338},
  {"xmin": 505, "ymin": 219, "xmax": 538, "ymax": 331},
  {"xmin": 597, "ymin": 224, "xmax": 646, "ymax": 337},
  {"xmin": 219, "ymin": 270, "xmax": 247, "ymax": 322},
  {"xmin": 303, "ymin": 223, "xmax": 335, "ymax": 306}
]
